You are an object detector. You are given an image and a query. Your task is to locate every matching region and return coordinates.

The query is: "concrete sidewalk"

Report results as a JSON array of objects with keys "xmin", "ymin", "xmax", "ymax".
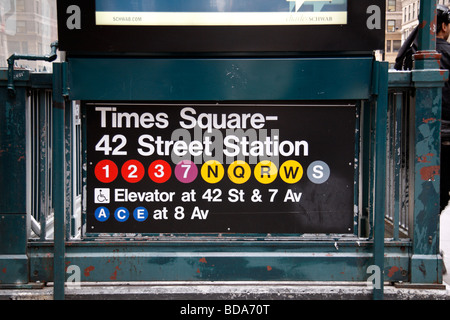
[{"xmin": 1, "ymin": 281, "xmax": 450, "ymax": 300}]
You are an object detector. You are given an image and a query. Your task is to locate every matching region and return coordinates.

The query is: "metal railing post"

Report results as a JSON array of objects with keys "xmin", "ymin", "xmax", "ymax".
[
  {"xmin": 7, "ymin": 42, "xmax": 58, "ymax": 97},
  {"xmin": 372, "ymin": 60, "xmax": 389, "ymax": 300},
  {"xmin": 410, "ymin": 0, "xmax": 446, "ymax": 283},
  {"xmin": 52, "ymin": 63, "xmax": 66, "ymax": 300}
]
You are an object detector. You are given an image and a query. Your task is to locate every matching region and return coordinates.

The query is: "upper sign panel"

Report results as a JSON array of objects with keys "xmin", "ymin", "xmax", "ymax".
[
  {"xmin": 57, "ymin": 0, "xmax": 384, "ymax": 54},
  {"xmin": 95, "ymin": 0, "xmax": 348, "ymax": 26}
]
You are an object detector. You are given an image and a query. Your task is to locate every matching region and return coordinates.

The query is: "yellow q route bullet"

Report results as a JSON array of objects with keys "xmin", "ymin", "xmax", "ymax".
[{"xmin": 227, "ymin": 160, "xmax": 251, "ymax": 184}]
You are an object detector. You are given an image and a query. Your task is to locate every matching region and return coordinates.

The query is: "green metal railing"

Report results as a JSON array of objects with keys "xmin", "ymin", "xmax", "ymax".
[
  {"xmin": 0, "ymin": 64, "xmax": 444, "ymax": 302},
  {"xmin": 0, "ymin": 58, "xmax": 444, "ymax": 301},
  {"xmin": 21, "ymin": 72, "xmax": 420, "ymax": 240},
  {"xmin": 385, "ymin": 74, "xmax": 413, "ymax": 240},
  {"xmin": 0, "ymin": 63, "xmax": 409, "ymax": 282},
  {"xmin": 0, "ymin": 1, "xmax": 446, "ymax": 301},
  {"xmin": 29, "ymin": 88, "xmax": 54, "ymax": 241}
]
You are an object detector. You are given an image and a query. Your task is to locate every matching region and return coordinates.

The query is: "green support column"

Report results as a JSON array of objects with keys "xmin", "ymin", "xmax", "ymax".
[
  {"xmin": 372, "ymin": 61, "xmax": 389, "ymax": 300},
  {"xmin": 417, "ymin": 0, "xmax": 437, "ymax": 53},
  {"xmin": 0, "ymin": 71, "xmax": 29, "ymax": 285},
  {"xmin": 411, "ymin": 63, "xmax": 446, "ymax": 283},
  {"xmin": 410, "ymin": 0, "xmax": 446, "ymax": 283},
  {"xmin": 52, "ymin": 63, "xmax": 66, "ymax": 299}
]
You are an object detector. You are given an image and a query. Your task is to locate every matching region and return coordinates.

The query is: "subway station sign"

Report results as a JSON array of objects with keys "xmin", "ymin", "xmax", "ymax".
[
  {"xmin": 57, "ymin": 0, "xmax": 385, "ymax": 53},
  {"xmin": 86, "ymin": 103, "xmax": 356, "ymax": 234}
]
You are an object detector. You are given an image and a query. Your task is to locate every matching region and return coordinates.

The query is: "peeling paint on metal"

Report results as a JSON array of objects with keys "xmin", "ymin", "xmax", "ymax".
[
  {"xmin": 84, "ymin": 266, "xmax": 95, "ymax": 277},
  {"xmin": 418, "ymin": 153, "xmax": 435, "ymax": 163},
  {"xmin": 414, "ymin": 53, "xmax": 441, "ymax": 60},
  {"xmin": 420, "ymin": 165, "xmax": 440, "ymax": 181},
  {"xmin": 110, "ymin": 265, "xmax": 121, "ymax": 280},
  {"xmin": 423, "ymin": 117, "xmax": 436, "ymax": 124},
  {"xmin": 388, "ymin": 266, "xmax": 400, "ymax": 277}
]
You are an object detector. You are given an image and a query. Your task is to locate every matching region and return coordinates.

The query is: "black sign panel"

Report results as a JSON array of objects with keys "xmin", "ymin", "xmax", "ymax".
[
  {"xmin": 86, "ymin": 103, "xmax": 356, "ymax": 234},
  {"xmin": 57, "ymin": 0, "xmax": 385, "ymax": 54}
]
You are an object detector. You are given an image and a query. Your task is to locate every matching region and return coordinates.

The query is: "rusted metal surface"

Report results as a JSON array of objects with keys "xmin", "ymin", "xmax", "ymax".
[{"xmin": 27, "ymin": 240, "xmax": 411, "ymax": 284}]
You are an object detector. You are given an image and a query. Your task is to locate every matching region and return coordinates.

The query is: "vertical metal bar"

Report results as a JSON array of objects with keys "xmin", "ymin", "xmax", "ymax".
[
  {"xmin": 62, "ymin": 61, "xmax": 72, "ymax": 239},
  {"xmin": 417, "ymin": 0, "xmax": 437, "ymax": 53},
  {"xmin": 65, "ymin": 100, "xmax": 72, "ymax": 239},
  {"xmin": 52, "ymin": 63, "xmax": 66, "ymax": 300},
  {"xmin": 368, "ymin": 100, "xmax": 376, "ymax": 240},
  {"xmin": 45, "ymin": 91, "xmax": 53, "ymax": 238},
  {"xmin": 393, "ymin": 92, "xmax": 403, "ymax": 240},
  {"xmin": 373, "ymin": 61, "xmax": 389, "ymax": 300},
  {"xmin": 387, "ymin": 93, "xmax": 394, "ymax": 223},
  {"xmin": 38, "ymin": 90, "xmax": 49, "ymax": 240},
  {"xmin": 354, "ymin": 103, "xmax": 361, "ymax": 236},
  {"xmin": 31, "ymin": 92, "xmax": 38, "ymax": 228},
  {"xmin": 81, "ymin": 103, "xmax": 88, "ymax": 235},
  {"xmin": 48, "ymin": 91, "xmax": 54, "ymax": 236},
  {"xmin": 360, "ymin": 101, "xmax": 372, "ymax": 237},
  {"xmin": 403, "ymin": 91, "xmax": 412, "ymax": 234}
]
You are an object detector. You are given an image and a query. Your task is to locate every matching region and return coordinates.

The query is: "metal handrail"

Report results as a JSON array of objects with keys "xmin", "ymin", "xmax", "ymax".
[{"xmin": 7, "ymin": 41, "xmax": 58, "ymax": 97}]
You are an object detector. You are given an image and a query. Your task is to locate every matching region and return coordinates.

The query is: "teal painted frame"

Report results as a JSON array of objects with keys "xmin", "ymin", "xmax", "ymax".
[
  {"xmin": 60, "ymin": 56, "xmax": 391, "ymax": 299},
  {"xmin": 1, "ymin": 52, "xmax": 445, "ymax": 301},
  {"xmin": 67, "ymin": 57, "xmax": 374, "ymax": 101},
  {"xmin": 0, "ymin": 70, "xmax": 30, "ymax": 286}
]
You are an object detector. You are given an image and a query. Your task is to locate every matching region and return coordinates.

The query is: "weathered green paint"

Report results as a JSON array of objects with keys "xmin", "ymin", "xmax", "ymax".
[
  {"xmin": 52, "ymin": 63, "xmax": 66, "ymax": 300},
  {"xmin": 373, "ymin": 61, "xmax": 389, "ymax": 299},
  {"xmin": 387, "ymin": 63, "xmax": 446, "ymax": 284},
  {"xmin": 0, "ymin": 72, "xmax": 30, "ymax": 285},
  {"xmin": 28, "ymin": 241, "xmax": 410, "ymax": 283},
  {"xmin": 416, "ymin": 0, "xmax": 437, "ymax": 54},
  {"xmin": 410, "ymin": 80, "xmax": 444, "ymax": 283},
  {"xmin": 410, "ymin": 0, "xmax": 447, "ymax": 281},
  {"xmin": 0, "ymin": 73, "xmax": 28, "ymax": 213},
  {"xmin": 67, "ymin": 57, "xmax": 374, "ymax": 101},
  {"xmin": 1, "ymin": 24, "xmax": 448, "ymax": 300},
  {"xmin": 0, "ymin": 215, "xmax": 28, "ymax": 284}
]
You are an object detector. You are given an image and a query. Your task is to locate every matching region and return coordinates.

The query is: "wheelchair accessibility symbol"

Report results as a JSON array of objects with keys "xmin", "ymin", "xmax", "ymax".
[{"xmin": 95, "ymin": 188, "xmax": 110, "ymax": 204}]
